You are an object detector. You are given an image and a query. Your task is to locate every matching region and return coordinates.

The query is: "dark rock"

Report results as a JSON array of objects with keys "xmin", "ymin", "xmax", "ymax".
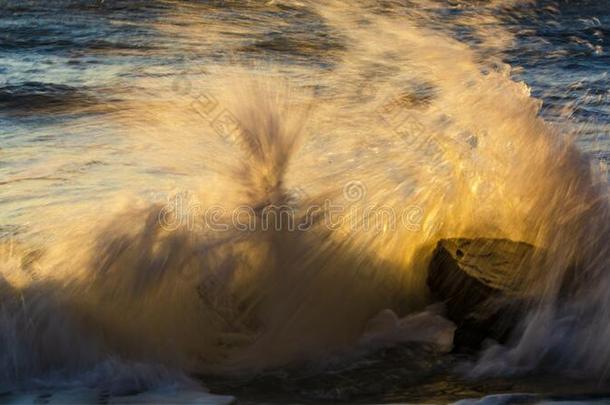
[{"xmin": 427, "ymin": 238, "xmax": 536, "ymax": 350}]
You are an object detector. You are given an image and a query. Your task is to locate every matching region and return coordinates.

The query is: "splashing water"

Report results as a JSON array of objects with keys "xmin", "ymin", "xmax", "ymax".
[{"xmin": 0, "ymin": 0, "xmax": 609, "ymax": 397}]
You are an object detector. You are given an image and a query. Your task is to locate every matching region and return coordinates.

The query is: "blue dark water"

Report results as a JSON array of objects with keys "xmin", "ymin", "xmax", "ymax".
[
  {"xmin": 1, "ymin": 0, "xmax": 607, "ymax": 151},
  {"xmin": 507, "ymin": 0, "xmax": 610, "ymax": 161}
]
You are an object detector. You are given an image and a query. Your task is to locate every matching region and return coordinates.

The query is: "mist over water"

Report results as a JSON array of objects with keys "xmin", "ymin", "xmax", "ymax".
[{"xmin": 0, "ymin": 0, "xmax": 609, "ymax": 401}]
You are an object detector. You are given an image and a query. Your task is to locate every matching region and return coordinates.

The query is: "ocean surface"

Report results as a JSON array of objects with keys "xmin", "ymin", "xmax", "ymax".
[{"xmin": 0, "ymin": 0, "xmax": 609, "ymax": 403}]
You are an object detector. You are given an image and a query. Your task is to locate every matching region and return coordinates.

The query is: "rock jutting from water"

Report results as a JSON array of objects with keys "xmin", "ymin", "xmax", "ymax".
[{"xmin": 427, "ymin": 238, "xmax": 537, "ymax": 350}]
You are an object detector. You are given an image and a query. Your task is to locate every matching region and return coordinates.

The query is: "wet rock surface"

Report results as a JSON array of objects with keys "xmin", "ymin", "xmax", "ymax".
[
  {"xmin": 194, "ymin": 238, "xmax": 609, "ymax": 404},
  {"xmin": 427, "ymin": 238, "xmax": 536, "ymax": 349},
  {"xmin": 201, "ymin": 356, "xmax": 610, "ymax": 404},
  {"xmin": 199, "ymin": 343, "xmax": 452, "ymax": 403}
]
